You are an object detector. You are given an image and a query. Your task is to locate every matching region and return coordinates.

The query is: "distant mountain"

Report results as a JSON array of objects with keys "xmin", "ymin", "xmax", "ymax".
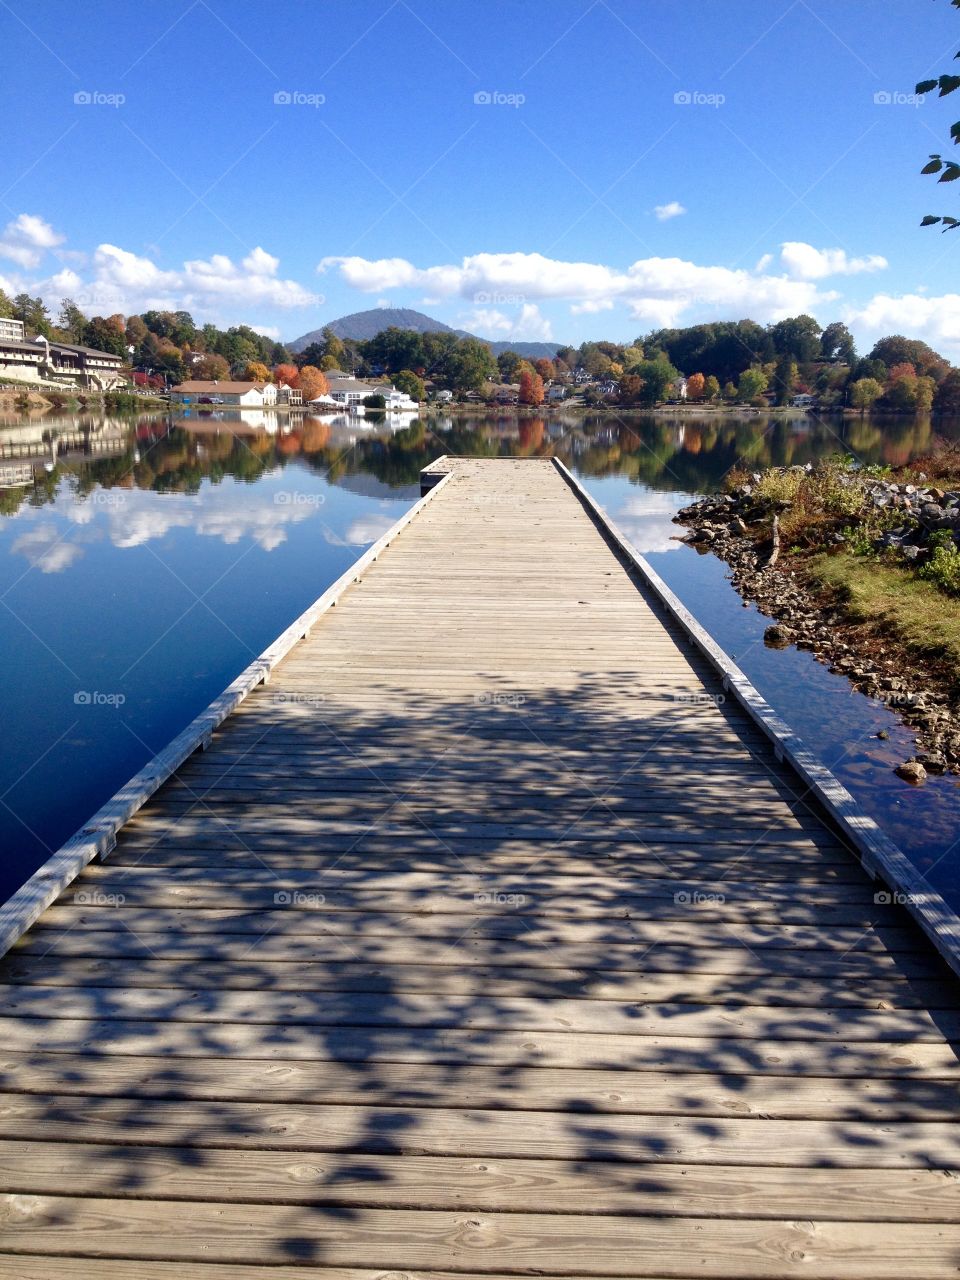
[
  {"xmin": 288, "ymin": 308, "xmax": 561, "ymax": 361},
  {"xmin": 289, "ymin": 308, "xmax": 456, "ymax": 350}
]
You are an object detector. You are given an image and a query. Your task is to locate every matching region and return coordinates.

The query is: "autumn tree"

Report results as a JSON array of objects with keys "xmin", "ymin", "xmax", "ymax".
[
  {"xmin": 934, "ymin": 368, "xmax": 960, "ymax": 413},
  {"xmin": 869, "ymin": 335, "xmax": 948, "ymax": 380},
  {"xmin": 534, "ymin": 358, "xmax": 556, "ymax": 380},
  {"xmin": 194, "ymin": 353, "xmax": 230, "ymax": 381},
  {"xmin": 888, "ymin": 361, "xmax": 917, "ymax": 385},
  {"xmin": 243, "ymin": 361, "xmax": 272, "ymax": 383},
  {"xmin": 704, "ymin": 375, "xmax": 721, "ymax": 401},
  {"xmin": 686, "ymin": 372, "xmax": 706, "ymax": 400},
  {"xmin": 273, "ymin": 362, "xmax": 300, "ymax": 387},
  {"xmin": 618, "ymin": 374, "xmax": 643, "ymax": 405},
  {"xmin": 125, "ymin": 314, "xmax": 148, "ymax": 348},
  {"xmin": 850, "ymin": 377, "xmax": 883, "ymax": 413},
  {"xmin": 518, "ymin": 369, "xmax": 545, "ymax": 406},
  {"xmin": 298, "ymin": 366, "xmax": 329, "ymax": 401}
]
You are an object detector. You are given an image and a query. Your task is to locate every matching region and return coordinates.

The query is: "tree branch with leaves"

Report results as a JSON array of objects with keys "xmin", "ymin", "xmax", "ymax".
[{"xmin": 918, "ymin": 0, "xmax": 960, "ymax": 228}]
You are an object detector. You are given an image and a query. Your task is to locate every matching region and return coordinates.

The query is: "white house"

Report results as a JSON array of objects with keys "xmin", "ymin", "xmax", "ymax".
[
  {"xmin": 547, "ymin": 383, "xmax": 566, "ymax": 402},
  {"xmin": 171, "ymin": 380, "xmax": 278, "ymax": 407},
  {"xmin": 327, "ymin": 381, "xmax": 419, "ymax": 412}
]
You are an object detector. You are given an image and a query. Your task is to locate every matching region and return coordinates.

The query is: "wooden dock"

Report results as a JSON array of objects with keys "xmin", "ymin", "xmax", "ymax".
[{"xmin": 1, "ymin": 455, "xmax": 960, "ymax": 1277}]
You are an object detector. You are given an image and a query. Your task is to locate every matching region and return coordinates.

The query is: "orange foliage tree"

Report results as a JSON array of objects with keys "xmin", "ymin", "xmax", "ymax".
[
  {"xmin": 518, "ymin": 370, "xmax": 544, "ymax": 406},
  {"xmin": 686, "ymin": 372, "xmax": 706, "ymax": 400},
  {"xmin": 888, "ymin": 362, "xmax": 916, "ymax": 385},
  {"xmin": 534, "ymin": 358, "xmax": 556, "ymax": 380},
  {"xmin": 243, "ymin": 361, "xmax": 272, "ymax": 382},
  {"xmin": 298, "ymin": 366, "xmax": 329, "ymax": 401},
  {"xmin": 273, "ymin": 362, "xmax": 300, "ymax": 388}
]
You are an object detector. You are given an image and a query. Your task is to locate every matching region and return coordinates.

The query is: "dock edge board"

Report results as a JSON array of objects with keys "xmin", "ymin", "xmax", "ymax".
[
  {"xmin": 552, "ymin": 455, "xmax": 960, "ymax": 980},
  {"xmin": 0, "ymin": 471, "xmax": 454, "ymax": 959}
]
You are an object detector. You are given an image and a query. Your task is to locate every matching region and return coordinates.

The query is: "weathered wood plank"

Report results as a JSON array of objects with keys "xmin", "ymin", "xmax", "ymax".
[
  {"xmin": 3, "ymin": 1200, "xmax": 960, "ymax": 1277},
  {"xmin": 1, "ymin": 1142, "xmax": 959, "ymax": 1221}
]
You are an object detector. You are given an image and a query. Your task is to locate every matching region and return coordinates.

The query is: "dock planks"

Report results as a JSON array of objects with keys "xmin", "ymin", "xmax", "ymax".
[{"xmin": 1, "ymin": 456, "xmax": 960, "ymax": 1277}]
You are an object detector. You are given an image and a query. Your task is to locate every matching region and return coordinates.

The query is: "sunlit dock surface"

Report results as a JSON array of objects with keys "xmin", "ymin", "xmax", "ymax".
[{"xmin": 1, "ymin": 457, "xmax": 960, "ymax": 1277}]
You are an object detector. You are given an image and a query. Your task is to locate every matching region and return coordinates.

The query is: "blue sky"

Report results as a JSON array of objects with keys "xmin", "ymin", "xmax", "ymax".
[{"xmin": 3, "ymin": 0, "xmax": 960, "ymax": 353}]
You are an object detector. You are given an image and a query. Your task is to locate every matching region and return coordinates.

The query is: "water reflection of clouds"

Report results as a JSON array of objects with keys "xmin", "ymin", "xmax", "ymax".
[
  {"xmin": 9, "ymin": 483, "xmax": 325, "ymax": 570},
  {"xmin": 11, "ymin": 526, "xmax": 85, "ymax": 574},
  {"xmin": 340, "ymin": 513, "xmax": 397, "ymax": 546},
  {"xmin": 615, "ymin": 492, "xmax": 690, "ymax": 554}
]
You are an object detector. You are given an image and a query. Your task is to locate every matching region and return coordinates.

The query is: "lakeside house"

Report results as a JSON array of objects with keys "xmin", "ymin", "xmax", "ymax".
[
  {"xmin": 0, "ymin": 327, "xmax": 127, "ymax": 391},
  {"xmin": 547, "ymin": 383, "xmax": 567, "ymax": 402},
  {"xmin": 171, "ymin": 380, "xmax": 278, "ymax": 407},
  {"xmin": 324, "ymin": 375, "xmax": 419, "ymax": 412}
]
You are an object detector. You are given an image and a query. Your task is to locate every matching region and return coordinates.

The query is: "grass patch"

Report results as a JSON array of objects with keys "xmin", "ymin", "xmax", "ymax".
[{"xmin": 806, "ymin": 550, "xmax": 960, "ymax": 682}]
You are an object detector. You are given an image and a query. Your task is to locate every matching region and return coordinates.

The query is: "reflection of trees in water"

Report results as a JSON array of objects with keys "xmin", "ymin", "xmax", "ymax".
[{"xmin": 4, "ymin": 410, "xmax": 960, "ymax": 518}]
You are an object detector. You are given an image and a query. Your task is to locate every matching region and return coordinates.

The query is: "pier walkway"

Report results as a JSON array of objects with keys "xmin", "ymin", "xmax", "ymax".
[{"xmin": 1, "ymin": 457, "xmax": 960, "ymax": 1277}]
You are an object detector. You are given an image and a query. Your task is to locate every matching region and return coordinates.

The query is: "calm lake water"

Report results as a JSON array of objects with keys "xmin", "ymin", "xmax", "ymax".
[{"xmin": 2, "ymin": 406, "xmax": 959, "ymax": 907}]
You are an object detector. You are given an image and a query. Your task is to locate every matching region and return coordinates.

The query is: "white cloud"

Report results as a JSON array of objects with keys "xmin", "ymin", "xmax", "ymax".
[
  {"xmin": 458, "ymin": 302, "xmax": 553, "ymax": 342},
  {"xmin": 30, "ymin": 241, "xmax": 325, "ymax": 318},
  {"xmin": 616, "ymin": 492, "xmax": 693, "ymax": 554},
  {"xmin": 843, "ymin": 292, "xmax": 960, "ymax": 356},
  {"xmin": 780, "ymin": 242, "xmax": 887, "ymax": 281},
  {"xmin": 341, "ymin": 513, "xmax": 396, "ymax": 545},
  {"xmin": 320, "ymin": 249, "xmax": 839, "ymax": 329},
  {"xmin": 654, "ymin": 201, "xmax": 686, "ymax": 221},
  {"xmin": 570, "ymin": 299, "xmax": 615, "ymax": 315},
  {"xmin": 0, "ymin": 214, "xmax": 65, "ymax": 269},
  {"xmin": 106, "ymin": 487, "xmax": 317, "ymax": 553},
  {"xmin": 11, "ymin": 526, "xmax": 83, "ymax": 574}
]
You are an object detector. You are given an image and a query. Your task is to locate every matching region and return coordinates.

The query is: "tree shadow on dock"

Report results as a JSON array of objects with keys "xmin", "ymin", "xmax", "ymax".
[{"xmin": 2, "ymin": 649, "xmax": 960, "ymax": 1274}]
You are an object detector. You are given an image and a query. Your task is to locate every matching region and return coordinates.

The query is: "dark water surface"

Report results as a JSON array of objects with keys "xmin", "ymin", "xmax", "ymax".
[{"xmin": 2, "ymin": 407, "xmax": 958, "ymax": 906}]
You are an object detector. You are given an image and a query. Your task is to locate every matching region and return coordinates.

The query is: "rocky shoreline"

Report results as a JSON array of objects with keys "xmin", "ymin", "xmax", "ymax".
[{"xmin": 674, "ymin": 466, "xmax": 960, "ymax": 782}]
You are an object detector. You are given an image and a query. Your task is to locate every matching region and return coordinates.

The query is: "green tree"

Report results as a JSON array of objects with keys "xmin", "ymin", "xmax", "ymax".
[
  {"xmin": 820, "ymin": 321, "xmax": 856, "ymax": 363},
  {"xmin": 497, "ymin": 351, "xmax": 523, "ymax": 382},
  {"xmin": 437, "ymin": 337, "xmax": 497, "ymax": 392},
  {"xmin": 773, "ymin": 354, "xmax": 798, "ymax": 406},
  {"xmin": 13, "ymin": 292, "xmax": 51, "ymax": 337},
  {"xmin": 770, "ymin": 314, "xmax": 822, "ymax": 363},
  {"xmin": 83, "ymin": 315, "xmax": 129, "ymax": 357},
  {"xmin": 634, "ymin": 358, "xmax": 679, "ymax": 406},
  {"xmin": 361, "ymin": 327, "xmax": 426, "ymax": 375},
  {"xmin": 57, "ymin": 298, "xmax": 87, "ymax": 343},
  {"xmin": 394, "ymin": 369, "xmax": 425, "ymax": 401},
  {"xmin": 737, "ymin": 366, "xmax": 769, "ymax": 403},
  {"xmin": 703, "ymin": 374, "xmax": 721, "ymax": 401},
  {"xmin": 850, "ymin": 377, "xmax": 883, "ymax": 413}
]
